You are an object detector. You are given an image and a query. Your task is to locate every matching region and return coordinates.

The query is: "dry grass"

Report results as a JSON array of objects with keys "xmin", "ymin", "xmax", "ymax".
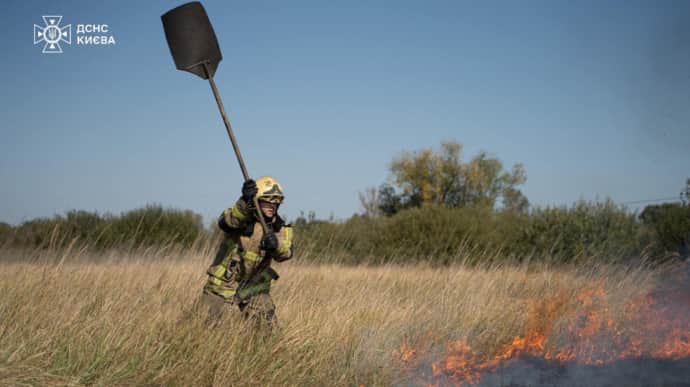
[{"xmin": 0, "ymin": 246, "xmax": 661, "ymax": 386}]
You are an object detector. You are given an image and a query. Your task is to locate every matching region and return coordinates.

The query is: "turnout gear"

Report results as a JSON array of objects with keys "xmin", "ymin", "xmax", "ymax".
[
  {"xmin": 163, "ymin": 3, "xmax": 286, "ymax": 332},
  {"xmin": 201, "ymin": 177, "xmax": 293, "ymax": 329},
  {"xmin": 205, "ymin": 213, "xmax": 293, "ymax": 299},
  {"xmin": 195, "ymin": 292, "xmax": 276, "ymax": 330}
]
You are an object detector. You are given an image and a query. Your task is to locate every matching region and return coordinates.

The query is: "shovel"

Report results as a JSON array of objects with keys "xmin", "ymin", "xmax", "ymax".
[{"xmin": 161, "ymin": 1, "xmax": 270, "ymax": 235}]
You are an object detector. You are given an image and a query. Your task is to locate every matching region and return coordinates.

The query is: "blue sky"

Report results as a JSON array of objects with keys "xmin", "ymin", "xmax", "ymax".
[{"xmin": 1, "ymin": 0, "xmax": 689, "ymax": 225}]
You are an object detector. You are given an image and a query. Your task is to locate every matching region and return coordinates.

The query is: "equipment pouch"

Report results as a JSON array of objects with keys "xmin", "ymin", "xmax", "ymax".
[{"xmin": 223, "ymin": 259, "xmax": 238, "ymax": 281}]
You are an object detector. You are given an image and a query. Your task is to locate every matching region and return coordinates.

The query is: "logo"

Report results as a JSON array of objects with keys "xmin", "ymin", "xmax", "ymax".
[{"xmin": 34, "ymin": 16, "xmax": 71, "ymax": 53}]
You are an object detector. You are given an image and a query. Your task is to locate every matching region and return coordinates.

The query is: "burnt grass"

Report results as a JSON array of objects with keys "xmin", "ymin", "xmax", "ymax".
[{"xmin": 473, "ymin": 355, "xmax": 690, "ymax": 387}]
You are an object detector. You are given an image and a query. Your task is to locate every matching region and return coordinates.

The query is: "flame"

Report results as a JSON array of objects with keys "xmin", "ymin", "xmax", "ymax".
[
  {"xmin": 404, "ymin": 268, "xmax": 690, "ymax": 386},
  {"xmin": 396, "ymin": 343, "xmax": 417, "ymax": 362}
]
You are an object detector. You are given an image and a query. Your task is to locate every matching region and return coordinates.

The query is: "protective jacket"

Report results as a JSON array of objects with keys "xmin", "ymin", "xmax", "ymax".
[{"xmin": 204, "ymin": 198, "xmax": 293, "ymax": 301}]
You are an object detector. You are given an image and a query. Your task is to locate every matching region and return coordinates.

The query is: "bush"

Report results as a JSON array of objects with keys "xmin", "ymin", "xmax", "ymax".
[
  {"xmin": 2, "ymin": 199, "xmax": 678, "ymax": 265},
  {"xmin": 0, "ymin": 222, "xmax": 13, "ymax": 245},
  {"xmin": 640, "ymin": 203, "xmax": 690, "ymax": 258},
  {"xmin": 297, "ymin": 204, "xmax": 529, "ymax": 264},
  {"xmin": 3, "ymin": 205, "xmax": 206, "ymax": 251},
  {"xmin": 517, "ymin": 199, "xmax": 642, "ymax": 260},
  {"xmin": 107, "ymin": 205, "xmax": 204, "ymax": 248},
  {"xmin": 295, "ymin": 199, "xmax": 646, "ymax": 265}
]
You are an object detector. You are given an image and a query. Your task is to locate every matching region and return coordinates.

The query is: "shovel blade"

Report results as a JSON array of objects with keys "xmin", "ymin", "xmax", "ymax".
[{"xmin": 161, "ymin": 1, "xmax": 222, "ymax": 79}]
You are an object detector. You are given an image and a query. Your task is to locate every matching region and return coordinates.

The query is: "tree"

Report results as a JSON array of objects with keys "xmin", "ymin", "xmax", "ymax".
[
  {"xmin": 640, "ymin": 202, "xmax": 690, "ymax": 257},
  {"xmin": 377, "ymin": 183, "xmax": 404, "ymax": 216},
  {"xmin": 358, "ymin": 187, "xmax": 382, "ymax": 218},
  {"xmin": 681, "ymin": 178, "xmax": 690, "ymax": 205},
  {"xmin": 365, "ymin": 140, "xmax": 528, "ymax": 215}
]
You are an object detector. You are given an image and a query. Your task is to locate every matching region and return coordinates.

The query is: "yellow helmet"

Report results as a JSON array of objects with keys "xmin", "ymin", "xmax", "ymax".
[{"xmin": 255, "ymin": 176, "xmax": 284, "ymax": 204}]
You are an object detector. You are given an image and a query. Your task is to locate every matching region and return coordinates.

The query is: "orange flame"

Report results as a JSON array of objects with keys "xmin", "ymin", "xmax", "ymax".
[{"xmin": 407, "ymin": 270, "xmax": 690, "ymax": 386}]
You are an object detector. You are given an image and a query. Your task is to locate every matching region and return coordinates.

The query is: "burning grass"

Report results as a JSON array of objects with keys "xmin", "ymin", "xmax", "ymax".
[{"xmin": 0, "ymin": 247, "xmax": 688, "ymax": 386}]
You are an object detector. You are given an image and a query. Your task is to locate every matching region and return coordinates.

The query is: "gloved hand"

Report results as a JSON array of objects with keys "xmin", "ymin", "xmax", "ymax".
[
  {"xmin": 260, "ymin": 232, "xmax": 279, "ymax": 252},
  {"xmin": 241, "ymin": 179, "xmax": 258, "ymax": 202}
]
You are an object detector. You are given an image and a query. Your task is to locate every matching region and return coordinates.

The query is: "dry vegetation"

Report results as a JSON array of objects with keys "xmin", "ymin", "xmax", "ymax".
[{"xmin": 0, "ymin": 244, "xmax": 665, "ymax": 386}]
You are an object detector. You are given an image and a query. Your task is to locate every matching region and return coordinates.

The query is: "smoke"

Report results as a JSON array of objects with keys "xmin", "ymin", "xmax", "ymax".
[
  {"xmin": 632, "ymin": 5, "xmax": 690, "ymax": 154},
  {"xmin": 474, "ymin": 263, "xmax": 690, "ymax": 387},
  {"xmin": 475, "ymin": 356, "xmax": 690, "ymax": 387},
  {"xmin": 408, "ymin": 261, "xmax": 690, "ymax": 387}
]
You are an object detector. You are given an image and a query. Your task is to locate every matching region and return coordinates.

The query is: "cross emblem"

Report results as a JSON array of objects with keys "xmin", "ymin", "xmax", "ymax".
[{"xmin": 34, "ymin": 16, "xmax": 71, "ymax": 54}]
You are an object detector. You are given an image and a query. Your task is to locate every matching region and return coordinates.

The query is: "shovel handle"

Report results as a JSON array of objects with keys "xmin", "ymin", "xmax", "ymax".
[{"xmin": 202, "ymin": 62, "xmax": 270, "ymax": 235}]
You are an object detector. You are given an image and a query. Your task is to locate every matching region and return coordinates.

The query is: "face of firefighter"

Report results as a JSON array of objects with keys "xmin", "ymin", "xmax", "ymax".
[{"xmin": 259, "ymin": 200, "xmax": 277, "ymax": 218}]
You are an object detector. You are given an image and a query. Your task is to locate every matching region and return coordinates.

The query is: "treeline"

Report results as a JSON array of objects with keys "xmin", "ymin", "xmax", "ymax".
[
  {"xmin": 0, "ymin": 200, "xmax": 688, "ymax": 265},
  {"xmin": 295, "ymin": 200, "xmax": 690, "ymax": 265},
  {"xmin": 314, "ymin": 139, "xmax": 687, "ymax": 264},
  {"xmin": 0, "ymin": 205, "xmax": 205, "ymax": 251},
  {"xmin": 1, "ymin": 140, "xmax": 688, "ymax": 265}
]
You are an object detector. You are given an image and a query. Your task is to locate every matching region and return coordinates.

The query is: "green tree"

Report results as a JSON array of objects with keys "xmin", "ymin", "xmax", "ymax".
[
  {"xmin": 370, "ymin": 140, "xmax": 528, "ymax": 215},
  {"xmin": 640, "ymin": 202, "xmax": 690, "ymax": 257}
]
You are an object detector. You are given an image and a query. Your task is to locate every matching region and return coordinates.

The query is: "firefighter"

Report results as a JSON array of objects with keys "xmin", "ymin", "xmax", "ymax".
[{"xmin": 199, "ymin": 176, "xmax": 294, "ymax": 329}]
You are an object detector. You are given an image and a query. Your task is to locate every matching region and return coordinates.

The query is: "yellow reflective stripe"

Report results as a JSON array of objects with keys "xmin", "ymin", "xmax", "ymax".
[
  {"xmin": 212, "ymin": 266, "xmax": 225, "ymax": 279},
  {"xmin": 278, "ymin": 227, "xmax": 293, "ymax": 255},
  {"xmin": 214, "ymin": 288, "xmax": 236, "ymax": 298},
  {"xmin": 220, "ymin": 248, "xmax": 234, "ymax": 267},
  {"xmin": 205, "ymin": 284, "xmax": 236, "ymax": 299},
  {"xmin": 282, "ymin": 227, "xmax": 290, "ymax": 244},
  {"xmin": 241, "ymin": 250, "xmax": 261, "ymax": 262},
  {"xmin": 230, "ymin": 205, "xmax": 247, "ymax": 221}
]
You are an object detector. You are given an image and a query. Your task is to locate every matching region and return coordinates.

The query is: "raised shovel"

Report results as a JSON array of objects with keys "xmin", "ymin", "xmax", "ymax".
[{"xmin": 161, "ymin": 1, "xmax": 271, "ymax": 236}]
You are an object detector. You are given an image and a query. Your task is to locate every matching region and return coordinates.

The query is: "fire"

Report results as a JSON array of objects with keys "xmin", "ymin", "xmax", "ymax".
[
  {"xmin": 402, "ymin": 266, "xmax": 690, "ymax": 386},
  {"xmin": 396, "ymin": 343, "xmax": 417, "ymax": 362}
]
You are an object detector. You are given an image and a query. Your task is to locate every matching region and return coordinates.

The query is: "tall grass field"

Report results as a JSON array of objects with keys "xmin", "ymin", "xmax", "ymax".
[{"xmin": 3, "ymin": 241, "xmax": 685, "ymax": 386}]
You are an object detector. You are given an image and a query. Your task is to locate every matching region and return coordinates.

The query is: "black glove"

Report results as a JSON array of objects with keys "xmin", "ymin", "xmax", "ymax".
[
  {"xmin": 260, "ymin": 232, "xmax": 279, "ymax": 252},
  {"xmin": 241, "ymin": 179, "xmax": 258, "ymax": 202}
]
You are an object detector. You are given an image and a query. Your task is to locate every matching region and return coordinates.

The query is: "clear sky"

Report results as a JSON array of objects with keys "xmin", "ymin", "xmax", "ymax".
[{"xmin": 1, "ymin": 0, "xmax": 689, "ymax": 225}]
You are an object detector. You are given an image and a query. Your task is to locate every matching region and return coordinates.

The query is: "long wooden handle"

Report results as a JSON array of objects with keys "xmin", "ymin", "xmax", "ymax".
[{"xmin": 202, "ymin": 62, "xmax": 270, "ymax": 235}]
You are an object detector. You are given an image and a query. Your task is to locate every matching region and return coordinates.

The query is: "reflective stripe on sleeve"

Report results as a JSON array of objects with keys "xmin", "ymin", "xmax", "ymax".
[
  {"xmin": 231, "ymin": 205, "xmax": 247, "ymax": 221},
  {"xmin": 278, "ymin": 227, "xmax": 293, "ymax": 256}
]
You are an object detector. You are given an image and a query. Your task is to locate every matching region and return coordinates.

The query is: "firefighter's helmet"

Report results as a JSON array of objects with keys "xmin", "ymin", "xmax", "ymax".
[{"xmin": 255, "ymin": 176, "xmax": 284, "ymax": 204}]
